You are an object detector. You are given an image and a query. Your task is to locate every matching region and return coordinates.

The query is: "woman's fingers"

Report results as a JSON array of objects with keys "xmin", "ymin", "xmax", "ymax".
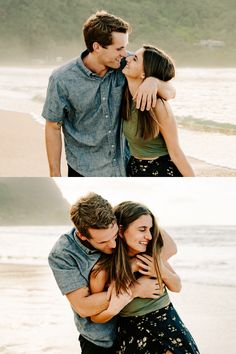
[
  {"xmin": 136, "ymin": 254, "xmax": 153, "ymax": 263},
  {"xmin": 137, "ymin": 261, "xmax": 150, "ymax": 270}
]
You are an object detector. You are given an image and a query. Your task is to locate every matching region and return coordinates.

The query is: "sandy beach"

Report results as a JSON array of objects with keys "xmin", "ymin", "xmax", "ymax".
[
  {"xmin": 0, "ymin": 262, "xmax": 235, "ymax": 354},
  {"xmin": 0, "ymin": 110, "xmax": 67, "ymax": 177},
  {"xmin": 1, "ymin": 109, "xmax": 236, "ymax": 177}
]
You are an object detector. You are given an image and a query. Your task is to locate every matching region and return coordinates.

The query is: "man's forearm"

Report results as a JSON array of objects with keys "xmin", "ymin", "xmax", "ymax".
[
  {"xmin": 161, "ymin": 261, "xmax": 182, "ymax": 292},
  {"xmin": 45, "ymin": 121, "xmax": 62, "ymax": 176},
  {"xmin": 158, "ymin": 79, "xmax": 176, "ymax": 100},
  {"xmin": 68, "ymin": 291, "xmax": 109, "ymax": 318}
]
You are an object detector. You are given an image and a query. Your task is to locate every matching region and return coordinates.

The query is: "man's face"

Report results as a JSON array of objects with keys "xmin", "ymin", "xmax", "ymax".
[
  {"xmin": 84, "ymin": 222, "xmax": 119, "ymax": 254},
  {"xmin": 97, "ymin": 31, "xmax": 129, "ymax": 69}
]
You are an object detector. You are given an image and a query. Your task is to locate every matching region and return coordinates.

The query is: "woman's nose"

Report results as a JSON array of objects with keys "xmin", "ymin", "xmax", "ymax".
[
  {"xmin": 145, "ymin": 232, "xmax": 152, "ymax": 240},
  {"xmin": 126, "ymin": 54, "xmax": 133, "ymax": 63}
]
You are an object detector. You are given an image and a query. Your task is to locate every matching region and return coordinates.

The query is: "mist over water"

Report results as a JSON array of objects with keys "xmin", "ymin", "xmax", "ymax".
[
  {"xmin": 1, "ymin": 225, "xmax": 236, "ymax": 287},
  {"xmin": 0, "ymin": 66, "xmax": 236, "ymax": 168}
]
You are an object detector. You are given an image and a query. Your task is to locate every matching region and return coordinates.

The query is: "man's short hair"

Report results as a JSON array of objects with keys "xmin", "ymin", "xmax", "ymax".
[
  {"xmin": 83, "ymin": 10, "xmax": 131, "ymax": 52},
  {"xmin": 70, "ymin": 192, "xmax": 116, "ymax": 239}
]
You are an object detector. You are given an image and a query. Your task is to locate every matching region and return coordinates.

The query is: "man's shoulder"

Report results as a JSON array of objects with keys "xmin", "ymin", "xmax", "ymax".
[
  {"xmin": 51, "ymin": 57, "xmax": 80, "ymax": 80},
  {"xmin": 50, "ymin": 228, "xmax": 77, "ymax": 255}
]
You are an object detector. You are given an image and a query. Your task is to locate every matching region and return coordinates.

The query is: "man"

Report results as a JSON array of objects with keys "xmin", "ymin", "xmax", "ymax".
[
  {"xmin": 42, "ymin": 11, "xmax": 175, "ymax": 177},
  {"xmin": 48, "ymin": 192, "xmax": 177, "ymax": 354}
]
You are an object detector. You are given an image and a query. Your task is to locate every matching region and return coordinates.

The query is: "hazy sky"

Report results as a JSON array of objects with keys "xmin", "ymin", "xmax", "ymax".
[{"xmin": 54, "ymin": 178, "xmax": 236, "ymax": 226}]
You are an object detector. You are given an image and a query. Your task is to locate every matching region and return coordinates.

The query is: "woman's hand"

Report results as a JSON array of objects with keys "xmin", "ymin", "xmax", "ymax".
[
  {"xmin": 131, "ymin": 276, "xmax": 162, "ymax": 299},
  {"xmin": 136, "ymin": 254, "xmax": 158, "ymax": 277}
]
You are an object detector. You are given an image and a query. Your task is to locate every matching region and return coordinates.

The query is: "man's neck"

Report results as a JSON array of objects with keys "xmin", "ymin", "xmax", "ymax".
[
  {"xmin": 75, "ymin": 231, "xmax": 95, "ymax": 250},
  {"xmin": 83, "ymin": 52, "xmax": 109, "ymax": 78}
]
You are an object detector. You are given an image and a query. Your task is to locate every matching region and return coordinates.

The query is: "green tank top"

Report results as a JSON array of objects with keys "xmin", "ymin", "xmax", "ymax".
[
  {"xmin": 120, "ymin": 287, "xmax": 170, "ymax": 317},
  {"xmin": 123, "ymin": 105, "xmax": 168, "ymax": 158}
]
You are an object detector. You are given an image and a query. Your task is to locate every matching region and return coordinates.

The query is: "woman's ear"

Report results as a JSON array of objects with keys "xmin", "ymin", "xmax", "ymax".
[{"xmin": 141, "ymin": 72, "xmax": 145, "ymax": 79}]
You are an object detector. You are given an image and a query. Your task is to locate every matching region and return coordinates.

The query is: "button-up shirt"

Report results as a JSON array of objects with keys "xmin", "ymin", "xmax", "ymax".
[
  {"xmin": 42, "ymin": 50, "xmax": 127, "ymax": 176},
  {"xmin": 48, "ymin": 228, "xmax": 117, "ymax": 348}
]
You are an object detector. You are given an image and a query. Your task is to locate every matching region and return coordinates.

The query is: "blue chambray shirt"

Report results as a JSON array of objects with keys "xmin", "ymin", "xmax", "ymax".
[
  {"xmin": 48, "ymin": 228, "xmax": 117, "ymax": 348},
  {"xmin": 42, "ymin": 50, "xmax": 128, "ymax": 176}
]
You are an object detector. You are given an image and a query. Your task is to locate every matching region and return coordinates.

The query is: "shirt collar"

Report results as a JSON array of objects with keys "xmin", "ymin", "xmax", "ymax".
[{"xmin": 77, "ymin": 49, "xmax": 115, "ymax": 79}]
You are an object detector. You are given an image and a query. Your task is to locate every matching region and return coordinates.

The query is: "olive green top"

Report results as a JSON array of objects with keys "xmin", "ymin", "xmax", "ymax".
[
  {"xmin": 123, "ymin": 106, "xmax": 168, "ymax": 158},
  {"xmin": 120, "ymin": 287, "xmax": 170, "ymax": 317}
]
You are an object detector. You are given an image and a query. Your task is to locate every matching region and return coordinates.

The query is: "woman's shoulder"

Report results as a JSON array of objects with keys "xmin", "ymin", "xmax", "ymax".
[{"xmin": 153, "ymin": 98, "xmax": 173, "ymax": 121}]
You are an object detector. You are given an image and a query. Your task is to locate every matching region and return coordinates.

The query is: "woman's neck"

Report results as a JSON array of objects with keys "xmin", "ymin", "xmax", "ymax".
[{"xmin": 126, "ymin": 78, "xmax": 144, "ymax": 97}]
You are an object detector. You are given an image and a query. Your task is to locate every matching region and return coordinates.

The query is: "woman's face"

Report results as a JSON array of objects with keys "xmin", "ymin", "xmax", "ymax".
[
  {"xmin": 122, "ymin": 47, "xmax": 145, "ymax": 79},
  {"xmin": 122, "ymin": 214, "xmax": 153, "ymax": 256}
]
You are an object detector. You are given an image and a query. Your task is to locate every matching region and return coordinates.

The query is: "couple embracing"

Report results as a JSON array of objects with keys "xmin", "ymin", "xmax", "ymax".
[
  {"xmin": 49, "ymin": 192, "xmax": 199, "ymax": 353},
  {"xmin": 43, "ymin": 11, "xmax": 194, "ymax": 177}
]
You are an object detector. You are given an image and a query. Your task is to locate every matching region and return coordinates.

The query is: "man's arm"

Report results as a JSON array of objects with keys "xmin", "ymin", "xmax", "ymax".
[
  {"xmin": 90, "ymin": 276, "xmax": 161, "ymax": 323},
  {"xmin": 134, "ymin": 78, "xmax": 176, "ymax": 111},
  {"xmin": 66, "ymin": 286, "xmax": 109, "ymax": 318},
  {"xmin": 160, "ymin": 229, "xmax": 177, "ymax": 260},
  {"xmin": 45, "ymin": 120, "xmax": 62, "ymax": 176}
]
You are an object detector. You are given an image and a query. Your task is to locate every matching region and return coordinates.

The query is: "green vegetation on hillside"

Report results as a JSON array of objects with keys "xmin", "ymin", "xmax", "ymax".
[{"xmin": 0, "ymin": 0, "xmax": 235, "ymax": 66}]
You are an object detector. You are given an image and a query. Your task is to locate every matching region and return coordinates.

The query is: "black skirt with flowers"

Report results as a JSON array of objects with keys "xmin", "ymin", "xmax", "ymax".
[
  {"xmin": 126, "ymin": 155, "xmax": 183, "ymax": 177},
  {"xmin": 115, "ymin": 303, "xmax": 200, "ymax": 354}
]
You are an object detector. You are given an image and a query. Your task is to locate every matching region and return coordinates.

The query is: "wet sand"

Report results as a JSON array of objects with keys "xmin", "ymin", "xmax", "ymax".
[{"xmin": 0, "ymin": 263, "xmax": 236, "ymax": 354}]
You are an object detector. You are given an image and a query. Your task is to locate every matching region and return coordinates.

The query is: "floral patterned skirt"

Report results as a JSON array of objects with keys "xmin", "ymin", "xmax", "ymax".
[
  {"xmin": 126, "ymin": 155, "xmax": 183, "ymax": 177},
  {"xmin": 116, "ymin": 303, "xmax": 200, "ymax": 354}
]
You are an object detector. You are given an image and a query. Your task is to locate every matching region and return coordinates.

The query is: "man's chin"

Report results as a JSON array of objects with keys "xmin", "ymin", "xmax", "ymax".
[
  {"xmin": 103, "ymin": 249, "xmax": 114, "ymax": 254},
  {"xmin": 109, "ymin": 61, "xmax": 121, "ymax": 69}
]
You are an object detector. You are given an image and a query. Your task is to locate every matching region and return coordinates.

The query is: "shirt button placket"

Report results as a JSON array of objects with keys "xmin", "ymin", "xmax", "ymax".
[{"xmin": 101, "ymin": 85, "xmax": 118, "ymax": 175}]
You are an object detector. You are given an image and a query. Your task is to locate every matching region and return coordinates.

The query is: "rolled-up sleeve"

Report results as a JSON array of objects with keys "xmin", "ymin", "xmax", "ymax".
[{"xmin": 42, "ymin": 75, "xmax": 69, "ymax": 122}]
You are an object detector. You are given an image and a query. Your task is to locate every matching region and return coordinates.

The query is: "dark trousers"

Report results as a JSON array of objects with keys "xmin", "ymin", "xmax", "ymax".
[
  {"xmin": 79, "ymin": 335, "xmax": 116, "ymax": 354},
  {"xmin": 68, "ymin": 165, "xmax": 84, "ymax": 177}
]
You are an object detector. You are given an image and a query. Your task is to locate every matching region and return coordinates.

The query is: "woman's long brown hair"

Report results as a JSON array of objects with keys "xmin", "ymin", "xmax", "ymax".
[
  {"xmin": 92, "ymin": 201, "xmax": 164, "ymax": 295},
  {"xmin": 122, "ymin": 45, "xmax": 175, "ymax": 140}
]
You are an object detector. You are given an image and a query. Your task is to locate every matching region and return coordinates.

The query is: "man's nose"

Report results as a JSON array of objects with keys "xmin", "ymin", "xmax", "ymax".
[
  {"xmin": 108, "ymin": 239, "xmax": 116, "ymax": 248},
  {"xmin": 120, "ymin": 48, "xmax": 127, "ymax": 57}
]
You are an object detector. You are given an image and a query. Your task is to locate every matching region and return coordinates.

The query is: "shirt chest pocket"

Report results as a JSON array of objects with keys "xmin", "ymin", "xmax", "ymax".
[{"xmin": 109, "ymin": 85, "xmax": 123, "ymax": 110}]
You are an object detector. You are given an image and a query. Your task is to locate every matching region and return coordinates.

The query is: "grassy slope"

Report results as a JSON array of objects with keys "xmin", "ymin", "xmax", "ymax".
[{"xmin": 0, "ymin": 0, "xmax": 235, "ymax": 65}]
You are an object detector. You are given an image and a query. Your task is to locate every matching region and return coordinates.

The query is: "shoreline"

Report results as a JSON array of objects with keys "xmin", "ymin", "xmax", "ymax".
[
  {"xmin": 1, "ymin": 109, "xmax": 236, "ymax": 177},
  {"xmin": 1, "ymin": 262, "xmax": 236, "ymax": 354}
]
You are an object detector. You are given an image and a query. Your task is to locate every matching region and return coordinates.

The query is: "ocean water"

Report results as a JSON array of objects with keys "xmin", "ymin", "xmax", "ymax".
[
  {"xmin": 0, "ymin": 225, "xmax": 235, "ymax": 287},
  {"xmin": 0, "ymin": 66, "xmax": 236, "ymax": 169}
]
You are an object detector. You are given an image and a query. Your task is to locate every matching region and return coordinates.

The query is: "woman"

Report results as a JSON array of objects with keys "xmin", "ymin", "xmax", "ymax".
[
  {"xmin": 122, "ymin": 45, "xmax": 195, "ymax": 177},
  {"xmin": 89, "ymin": 201, "xmax": 200, "ymax": 354}
]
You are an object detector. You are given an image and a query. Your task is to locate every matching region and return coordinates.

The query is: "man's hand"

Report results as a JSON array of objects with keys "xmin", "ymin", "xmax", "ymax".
[
  {"xmin": 134, "ymin": 77, "xmax": 176, "ymax": 111},
  {"xmin": 107, "ymin": 285, "xmax": 133, "ymax": 316},
  {"xmin": 131, "ymin": 276, "xmax": 161, "ymax": 299},
  {"xmin": 134, "ymin": 77, "xmax": 158, "ymax": 111}
]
